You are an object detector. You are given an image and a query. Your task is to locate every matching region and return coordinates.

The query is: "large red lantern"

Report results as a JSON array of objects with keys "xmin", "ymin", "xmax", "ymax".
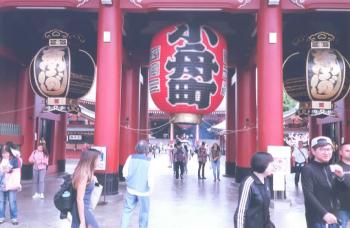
[
  {"xmin": 29, "ymin": 29, "xmax": 95, "ymax": 114},
  {"xmin": 284, "ymin": 32, "xmax": 350, "ymax": 118},
  {"xmin": 149, "ymin": 24, "xmax": 227, "ymax": 124}
]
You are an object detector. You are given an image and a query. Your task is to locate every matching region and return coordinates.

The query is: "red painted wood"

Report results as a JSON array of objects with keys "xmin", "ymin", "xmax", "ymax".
[
  {"xmin": 0, "ymin": 136, "xmax": 23, "ymax": 144},
  {"xmin": 282, "ymin": 0, "xmax": 350, "ymax": 10},
  {"xmin": 15, "ymin": 68, "xmax": 35, "ymax": 164},
  {"xmin": 226, "ymin": 74, "xmax": 236, "ymax": 163},
  {"xmin": 55, "ymin": 115, "xmax": 67, "ymax": 161},
  {"xmin": 121, "ymin": 0, "xmax": 259, "ymax": 11},
  {"xmin": 119, "ymin": 63, "xmax": 140, "ymax": 165},
  {"xmin": 0, "ymin": 0, "xmax": 98, "ymax": 9},
  {"xmin": 236, "ymin": 66, "xmax": 256, "ymax": 167},
  {"xmin": 94, "ymin": 1, "xmax": 122, "ymax": 173},
  {"xmin": 139, "ymin": 74, "xmax": 149, "ymax": 140},
  {"xmin": 257, "ymin": 2, "xmax": 283, "ymax": 151},
  {"xmin": 0, "ymin": 62, "xmax": 19, "ymax": 123}
]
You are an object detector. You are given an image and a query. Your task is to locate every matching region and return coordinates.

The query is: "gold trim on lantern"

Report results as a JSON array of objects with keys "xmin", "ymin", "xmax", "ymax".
[{"xmin": 171, "ymin": 113, "xmax": 202, "ymax": 124}]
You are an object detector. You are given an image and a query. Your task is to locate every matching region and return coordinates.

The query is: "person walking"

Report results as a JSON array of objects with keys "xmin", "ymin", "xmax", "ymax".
[
  {"xmin": 210, "ymin": 143, "xmax": 221, "ymax": 181},
  {"xmin": 29, "ymin": 143, "xmax": 49, "ymax": 199},
  {"xmin": 301, "ymin": 136, "xmax": 344, "ymax": 228},
  {"xmin": 335, "ymin": 143, "xmax": 350, "ymax": 228},
  {"xmin": 234, "ymin": 152, "xmax": 275, "ymax": 228},
  {"xmin": 71, "ymin": 149, "xmax": 101, "ymax": 228},
  {"xmin": 0, "ymin": 144, "xmax": 21, "ymax": 225},
  {"xmin": 292, "ymin": 140, "xmax": 308, "ymax": 187},
  {"xmin": 120, "ymin": 140, "xmax": 155, "ymax": 228},
  {"xmin": 198, "ymin": 142, "xmax": 208, "ymax": 180},
  {"xmin": 173, "ymin": 141, "xmax": 186, "ymax": 179}
]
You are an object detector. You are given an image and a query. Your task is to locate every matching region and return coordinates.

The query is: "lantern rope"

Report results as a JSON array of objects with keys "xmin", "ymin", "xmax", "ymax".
[
  {"xmin": 120, "ymin": 117, "xmax": 175, "ymax": 132},
  {"xmin": 282, "ymin": 52, "xmax": 300, "ymax": 68},
  {"xmin": 0, "ymin": 105, "xmax": 35, "ymax": 116},
  {"xmin": 339, "ymin": 52, "xmax": 350, "ymax": 70}
]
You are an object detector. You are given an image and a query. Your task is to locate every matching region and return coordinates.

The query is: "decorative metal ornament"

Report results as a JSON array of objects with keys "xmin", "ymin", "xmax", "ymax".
[
  {"xmin": 149, "ymin": 24, "xmax": 227, "ymax": 124},
  {"xmin": 283, "ymin": 31, "xmax": 350, "ymax": 118},
  {"xmin": 30, "ymin": 29, "xmax": 95, "ymax": 114}
]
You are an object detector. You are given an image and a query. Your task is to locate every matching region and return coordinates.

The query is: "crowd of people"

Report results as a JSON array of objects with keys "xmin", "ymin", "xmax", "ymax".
[{"xmin": 0, "ymin": 134, "xmax": 349, "ymax": 228}]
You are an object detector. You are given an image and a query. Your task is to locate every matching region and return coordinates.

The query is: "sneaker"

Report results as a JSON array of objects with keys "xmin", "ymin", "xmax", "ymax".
[
  {"xmin": 11, "ymin": 219, "xmax": 18, "ymax": 225},
  {"xmin": 32, "ymin": 193, "xmax": 39, "ymax": 199},
  {"xmin": 39, "ymin": 193, "xmax": 45, "ymax": 199},
  {"xmin": 0, "ymin": 218, "xmax": 4, "ymax": 224}
]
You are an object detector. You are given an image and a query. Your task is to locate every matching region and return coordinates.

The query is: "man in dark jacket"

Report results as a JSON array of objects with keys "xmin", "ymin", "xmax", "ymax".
[
  {"xmin": 301, "ymin": 136, "xmax": 344, "ymax": 228},
  {"xmin": 173, "ymin": 141, "xmax": 185, "ymax": 179},
  {"xmin": 336, "ymin": 143, "xmax": 350, "ymax": 228}
]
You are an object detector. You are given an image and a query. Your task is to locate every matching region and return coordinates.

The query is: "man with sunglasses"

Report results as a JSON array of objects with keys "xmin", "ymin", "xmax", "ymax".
[{"xmin": 301, "ymin": 136, "xmax": 344, "ymax": 228}]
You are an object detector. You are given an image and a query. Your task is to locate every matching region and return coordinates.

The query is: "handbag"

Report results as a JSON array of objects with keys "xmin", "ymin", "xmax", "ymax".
[
  {"xmin": 4, "ymin": 168, "xmax": 21, "ymax": 191},
  {"xmin": 90, "ymin": 182, "xmax": 103, "ymax": 209}
]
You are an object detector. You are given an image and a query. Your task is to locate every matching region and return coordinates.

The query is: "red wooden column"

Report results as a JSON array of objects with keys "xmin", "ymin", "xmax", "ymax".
[
  {"xmin": 343, "ymin": 95, "xmax": 350, "ymax": 142},
  {"xmin": 257, "ymin": 1, "xmax": 283, "ymax": 151},
  {"xmin": 225, "ymin": 72, "xmax": 236, "ymax": 176},
  {"xmin": 94, "ymin": 1, "xmax": 122, "ymax": 194},
  {"xmin": 309, "ymin": 116, "xmax": 321, "ymax": 141},
  {"xmin": 16, "ymin": 68, "xmax": 35, "ymax": 180},
  {"xmin": 170, "ymin": 123, "xmax": 174, "ymax": 143},
  {"xmin": 139, "ymin": 73, "xmax": 148, "ymax": 140},
  {"xmin": 56, "ymin": 114, "xmax": 67, "ymax": 173},
  {"xmin": 119, "ymin": 62, "xmax": 140, "ymax": 180},
  {"xmin": 236, "ymin": 66, "xmax": 257, "ymax": 182}
]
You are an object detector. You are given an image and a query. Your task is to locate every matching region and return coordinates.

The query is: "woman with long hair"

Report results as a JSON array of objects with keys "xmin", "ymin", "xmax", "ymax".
[
  {"xmin": 210, "ymin": 143, "xmax": 221, "ymax": 181},
  {"xmin": 71, "ymin": 149, "xmax": 100, "ymax": 228},
  {"xmin": 0, "ymin": 144, "xmax": 21, "ymax": 225},
  {"xmin": 29, "ymin": 143, "xmax": 49, "ymax": 199}
]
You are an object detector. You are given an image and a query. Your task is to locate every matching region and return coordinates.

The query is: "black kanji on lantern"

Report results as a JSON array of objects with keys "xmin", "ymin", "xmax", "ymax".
[
  {"xmin": 168, "ymin": 78, "xmax": 217, "ymax": 109},
  {"xmin": 165, "ymin": 24, "xmax": 220, "ymax": 109}
]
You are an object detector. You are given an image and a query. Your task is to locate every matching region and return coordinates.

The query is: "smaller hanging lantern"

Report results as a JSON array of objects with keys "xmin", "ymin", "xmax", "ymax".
[
  {"xmin": 29, "ymin": 29, "xmax": 95, "ymax": 114},
  {"xmin": 283, "ymin": 31, "xmax": 350, "ymax": 118},
  {"xmin": 149, "ymin": 23, "xmax": 227, "ymax": 124}
]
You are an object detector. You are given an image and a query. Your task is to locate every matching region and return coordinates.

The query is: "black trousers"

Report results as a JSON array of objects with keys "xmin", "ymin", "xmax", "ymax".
[
  {"xmin": 174, "ymin": 161, "xmax": 184, "ymax": 179},
  {"xmin": 294, "ymin": 162, "xmax": 305, "ymax": 185},
  {"xmin": 198, "ymin": 162, "xmax": 206, "ymax": 178}
]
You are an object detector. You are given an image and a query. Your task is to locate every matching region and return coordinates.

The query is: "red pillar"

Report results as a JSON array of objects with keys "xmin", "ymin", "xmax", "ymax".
[
  {"xmin": 170, "ymin": 123, "xmax": 174, "ymax": 144},
  {"xmin": 56, "ymin": 115, "xmax": 67, "ymax": 172},
  {"xmin": 16, "ymin": 68, "xmax": 35, "ymax": 180},
  {"xmin": 257, "ymin": 2, "xmax": 284, "ymax": 151},
  {"xmin": 225, "ymin": 72, "xmax": 236, "ymax": 176},
  {"xmin": 119, "ymin": 63, "xmax": 140, "ymax": 179},
  {"xmin": 309, "ymin": 116, "xmax": 321, "ymax": 142},
  {"xmin": 94, "ymin": 2, "xmax": 122, "ymax": 194},
  {"xmin": 139, "ymin": 73, "xmax": 148, "ymax": 140},
  {"xmin": 236, "ymin": 66, "xmax": 257, "ymax": 182}
]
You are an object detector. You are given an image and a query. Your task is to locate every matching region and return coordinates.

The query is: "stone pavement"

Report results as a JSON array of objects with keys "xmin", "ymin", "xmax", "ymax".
[{"xmin": 1, "ymin": 154, "xmax": 309, "ymax": 228}]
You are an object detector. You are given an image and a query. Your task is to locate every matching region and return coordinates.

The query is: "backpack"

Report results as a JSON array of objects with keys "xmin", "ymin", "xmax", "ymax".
[
  {"xmin": 176, "ymin": 148, "xmax": 186, "ymax": 162},
  {"xmin": 54, "ymin": 174, "xmax": 76, "ymax": 219}
]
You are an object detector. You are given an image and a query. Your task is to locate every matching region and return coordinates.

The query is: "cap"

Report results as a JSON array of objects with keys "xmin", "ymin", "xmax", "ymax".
[{"xmin": 311, "ymin": 136, "xmax": 333, "ymax": 148}]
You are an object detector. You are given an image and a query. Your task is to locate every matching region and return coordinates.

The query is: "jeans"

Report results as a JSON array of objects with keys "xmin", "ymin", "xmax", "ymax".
[
  {"xmin": 121, "ymin": 191, "xmax": 150, "ymax": 228},
  {"xmin": 33, "ymin": 169, "xmax": 46, "ymax": 194},
  {"xmin": 338, "ymin": 210, "xmax": 350, "ymax": 228},
  {"xmin": 211, "ymin": 160, "xmax": 220, "ymax": 180},
  {"xmin": 0, "ymin": 190, "xmax": 17, "ymax": 219}
]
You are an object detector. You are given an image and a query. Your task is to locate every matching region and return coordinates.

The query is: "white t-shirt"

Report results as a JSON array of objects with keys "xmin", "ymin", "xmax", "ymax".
[{"xmin": 292, "ymin": 147, "xmax": 308, "ymax": 163}]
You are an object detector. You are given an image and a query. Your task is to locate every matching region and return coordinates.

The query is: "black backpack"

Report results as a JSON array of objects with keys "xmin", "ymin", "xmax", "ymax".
[{"xmin": 54, "ymin": 174, "xmax": 76, "ymax": 219}]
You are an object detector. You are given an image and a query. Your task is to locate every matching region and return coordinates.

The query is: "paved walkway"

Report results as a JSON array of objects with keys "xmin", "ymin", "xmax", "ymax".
[{"xmin": 1, "ymin": 154, "xmax": 309, "ymax": 228}]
